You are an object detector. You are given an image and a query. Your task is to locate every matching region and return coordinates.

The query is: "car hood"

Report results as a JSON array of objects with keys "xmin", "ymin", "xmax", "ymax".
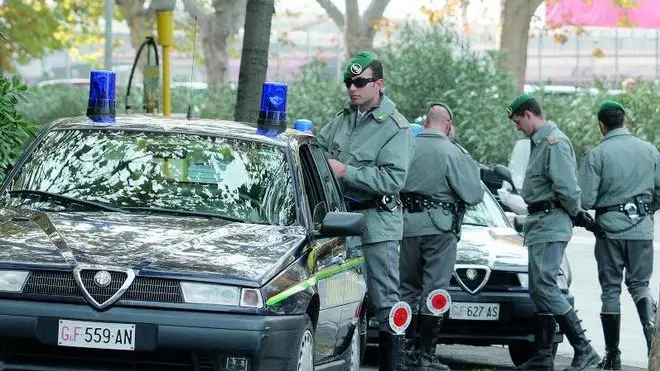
[
  {"xmin": 457, "ymin": 225, "xmax": 527, "ymax": 271},
  {"xmin": 0, "ymin": 209, "xmax": 306, "ymax": 285}
]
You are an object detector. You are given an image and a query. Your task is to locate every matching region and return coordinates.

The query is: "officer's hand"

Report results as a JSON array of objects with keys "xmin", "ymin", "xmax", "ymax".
[
  {"xmin": 573, "ymin": 210, "xmax": 596, "ymax": 231},
  {"xmin": 327, "ymin": 159, "xmax": 347, "ymax": 178}
]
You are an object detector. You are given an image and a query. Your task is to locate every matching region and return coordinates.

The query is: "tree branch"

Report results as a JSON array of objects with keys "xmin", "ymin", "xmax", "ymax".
[
  {"xmin": 315, "ymin": 0, "xmax": 344, "ymax": 28},
  {"xmin": 362, "ymin": 0, "xmax": 391, "ymax": 26},
  {"xmin": 181, "ymin": 0, "xmax": 206, "ymax": 19}
]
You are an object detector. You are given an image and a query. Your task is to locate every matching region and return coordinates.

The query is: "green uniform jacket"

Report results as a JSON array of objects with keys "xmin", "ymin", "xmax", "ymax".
[
  {"xmin": 578, "ymin": 128, "xmax": 660, "ymax": 240},
  {"xmin": 401, "ymin": 128, "xmax": 484, "ymax": 237},
  {"xmin": 317, "ymin": 94, "xmax": 414, "ymax": 244},
  {"xmin": 522, "ymin": 121, "xmax": 581, "ymax": 245}
]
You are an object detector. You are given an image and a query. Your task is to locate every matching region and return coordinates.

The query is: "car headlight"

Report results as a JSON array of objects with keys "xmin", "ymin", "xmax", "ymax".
[
  {"xmin": 517, "ymin": 273, "xmax": 529, "ymax": 289},
  {"xmin": 0, "ymin": 270, "xmax": 29, "ymax": 292},
  {"xmin": 180, "ymin": 282, "xmax": 240, "ymax": 306}
]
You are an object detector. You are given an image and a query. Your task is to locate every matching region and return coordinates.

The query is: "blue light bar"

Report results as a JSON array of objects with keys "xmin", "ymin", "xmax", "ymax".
[
  {"xmin": 257, "ymin": 82, "xmax": 288, "ymax": 137},
  {"xmin": 294, "ymin": 119, "xmax": 313, "ymax": 134},
  {"xmin": 86, "ymin": 70, "xmax": 116, "ymax": 123},
  {"xmin": 410, "ymin": 123, "xmax": 423, "ymax": 136}
]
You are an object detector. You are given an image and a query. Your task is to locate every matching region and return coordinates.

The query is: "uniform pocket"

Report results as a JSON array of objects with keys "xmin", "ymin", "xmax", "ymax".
[
  {"xmin": 427, "ymin": 209, "xmax": 453, "ymax": 232},
  {"xmin": 349, "ymin": 146, "xmax": 377, "ymax": 165}
]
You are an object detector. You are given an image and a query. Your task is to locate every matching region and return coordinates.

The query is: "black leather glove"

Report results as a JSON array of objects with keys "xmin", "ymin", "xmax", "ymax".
[{"xmin": 573, "ymin": 210, "xmax": 597, "ymax": 232}]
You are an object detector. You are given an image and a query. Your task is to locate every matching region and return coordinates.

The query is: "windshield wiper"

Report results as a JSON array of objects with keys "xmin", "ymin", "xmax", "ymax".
[
  {"xmin": 119, "ymin": 206, "xmax": 245, "ymax": 223},
  {"xmin": 9, "ymin": 189, "xmax": 124, "ymax": 212},
  {"xmin": 462, "ymin": 221, "xmax": 490, "ymax": 227}
]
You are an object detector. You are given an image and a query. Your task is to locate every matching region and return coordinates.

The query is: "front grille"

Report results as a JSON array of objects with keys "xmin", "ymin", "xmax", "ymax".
[
  {"xmin": 450, "ymin": 270, "xmax": 521, "ymax": 292},
  {"xmin": 23, "ymin": 270, "xmax": 184, "ymax": 303}
]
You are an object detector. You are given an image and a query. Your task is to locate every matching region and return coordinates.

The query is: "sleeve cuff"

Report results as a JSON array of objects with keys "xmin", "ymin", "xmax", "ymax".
[{"xmin": 343, "ymin": 165, "xmax": 358, "ymax": 185}]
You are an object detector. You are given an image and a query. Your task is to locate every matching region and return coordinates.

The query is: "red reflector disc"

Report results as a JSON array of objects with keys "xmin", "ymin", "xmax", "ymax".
[
  {"xmin": 432, "ymin": 294, "xmax": 447, "ymax": 310},
  {"xmin": 393, "ymin": 307, "xmax": 408, "ymax": 328},
  {"xmin": 426, "ymin": 289, "xmax": 451, "ymax": 315}
]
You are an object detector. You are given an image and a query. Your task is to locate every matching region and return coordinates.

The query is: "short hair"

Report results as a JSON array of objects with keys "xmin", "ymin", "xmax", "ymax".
[
  {"xmin": 512, "ymin": 99, "xmax": 543, "ymax": 118},
  {"xmin": 367, "ymin": 60, "xmax": 384, "ymax": 80},
  {"xmin": 598, "ymin": 109, "xmax": 625, "ymax": 130}
]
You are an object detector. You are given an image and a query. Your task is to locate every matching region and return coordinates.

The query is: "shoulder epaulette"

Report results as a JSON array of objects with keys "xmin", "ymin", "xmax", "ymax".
[
  {"xmin": 546, "ymin": 136, "xmax": 558, "ymax": 145},
  {"xmin": 391, "ymin": 112, "xmax": 409, "ymax": 129}
]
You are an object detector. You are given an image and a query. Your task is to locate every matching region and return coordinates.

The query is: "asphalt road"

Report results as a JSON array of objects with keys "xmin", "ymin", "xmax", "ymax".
[{"xmin": 361, "ymin": 212, "xmax": 659, "ymax": 370}]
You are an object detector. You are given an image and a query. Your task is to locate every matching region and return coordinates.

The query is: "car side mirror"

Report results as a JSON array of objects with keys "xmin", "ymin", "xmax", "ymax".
[
  {"xmin": 493, "ymin": 165, "xmax": 518, "ymax": 194},
  {"xmin": 513, "ymin": 215, "xmax": 527, "ymax": 234},
  {"xmin": 317, "ymin": 211, "xmax": 363, "ymax": 237}
]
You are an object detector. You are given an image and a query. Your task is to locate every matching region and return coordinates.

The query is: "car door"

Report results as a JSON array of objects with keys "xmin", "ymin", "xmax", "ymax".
[
  {"xmin": 308, "ymin": 144, "xmax": 365, "ymax": 358},
  {"xmin": 298, "ymin": 143, "xmax": 343, "ymax": 363}
]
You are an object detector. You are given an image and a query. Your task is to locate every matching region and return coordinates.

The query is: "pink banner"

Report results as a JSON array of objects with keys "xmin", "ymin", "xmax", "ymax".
[{"xmin": 545, "ymin": 0, "xmax": 660, "ymax": 29}]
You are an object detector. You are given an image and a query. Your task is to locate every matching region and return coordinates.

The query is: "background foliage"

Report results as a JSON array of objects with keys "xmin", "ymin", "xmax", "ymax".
[
  {"xmin": 10, "ymin": 22, "xmax": 660, "ymax": 171},
  {"xmin": 0, "ymin": 75, "xmax": 40, "ymax": 178}
]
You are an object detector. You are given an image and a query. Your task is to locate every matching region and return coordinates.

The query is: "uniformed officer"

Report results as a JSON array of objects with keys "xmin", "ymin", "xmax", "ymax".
[
  {"xmin": 317, "ymin": 51, "xmax": 414, "ymax": 371},
  {"xmin": 577, "ymin": 100, "xmax": 660, "ymax": 368},
  {"xmin": 506, "ymin": 94, "xmax": 600, "ymax": 371},
  {"xmin": 399, "ymin": 102, "xmax": 483, "ymax": 371}
]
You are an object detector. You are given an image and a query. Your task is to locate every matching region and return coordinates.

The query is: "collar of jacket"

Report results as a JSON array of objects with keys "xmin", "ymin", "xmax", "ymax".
[
  {"xmin": 530, "ymin": 121, "xmax": 558, "ymax": 145},
  {"xmin": 418, "ymin": 127, "xmax": 448, "ymax": 138},
  {"xmin": 601, "ymin": 127, "xmax": 631, "ymax": 141},
  {"xmin": 342, "ymin": 93, "xmax": 396, "ymax": 123}
]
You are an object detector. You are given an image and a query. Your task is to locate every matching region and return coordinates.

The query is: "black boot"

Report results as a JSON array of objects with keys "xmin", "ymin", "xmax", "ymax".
[
  {"xmin": 635, "ymin": 297, "xmax": 656, "ymax": 356},
  {"xmin": 596, "ymin": 313, "xmax": 621, "ymax": 370},
  {"xmin": 378, "ymin": 331, "xmax": 408, "ymax": 371},
  {"xmin": 418, "ymin": 315, "xmax": 450, "ymax": 371},
  {"xmin": 517, "ymin": 313, "xmax": 556, "ymax": 370},
  {"xmin": 403, "ymin": 314, "xmax": 420, "ymax": 369},
  {"xmin": 555, "ymin": 309, "xmax": 601, "ymax": 371}
]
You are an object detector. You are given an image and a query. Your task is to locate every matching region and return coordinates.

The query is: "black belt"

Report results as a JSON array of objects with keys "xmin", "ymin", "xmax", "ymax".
[
  {"xmin": 347, "ymin": 198, "xmax": 381, "ymax": 211},
  {"xmin": 527, "ymin": 201, "xmax": 562, "ymax": 214},
  {"xmin": 400, "ymin": 193, "xmax": 457, "ymax": 213},
  {"xmin": 595, "ymin": 202, "xmax": 650, "ymax": 216}
]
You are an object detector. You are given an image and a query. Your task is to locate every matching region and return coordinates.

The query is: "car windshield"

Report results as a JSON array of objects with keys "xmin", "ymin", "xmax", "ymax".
[
  {"xmin": 5, "ymin": 129, "xmax": 297, "ymax": 226},
  {"xmin": 463, "ymin": 184, "xmax": 509, "ymax": 228}
]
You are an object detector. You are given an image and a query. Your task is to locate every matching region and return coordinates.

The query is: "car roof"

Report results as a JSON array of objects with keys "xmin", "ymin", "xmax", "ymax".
[{"xmin": 46, "ymin": 114, "xmax": 314, "ymax": 149}]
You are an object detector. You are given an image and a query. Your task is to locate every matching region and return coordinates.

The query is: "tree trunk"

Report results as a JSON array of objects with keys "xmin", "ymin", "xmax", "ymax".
[
  {"xmin": 234, "ymin": 0, "xmax": 275, "ymax": 123},
  {"xmin": 316, "ymin": 0, "xmax": 391, "ymax": 63},
  {"xmin": 498, "ymin": 0, "xmax": 543, "ymax": 92},
  {"xmin": 115, "ymin": 0, "xmax": 152, "ymax": 53},
  {"xmin": 181, "ymin": 0, "xmax": 246, "ymax": 87}
]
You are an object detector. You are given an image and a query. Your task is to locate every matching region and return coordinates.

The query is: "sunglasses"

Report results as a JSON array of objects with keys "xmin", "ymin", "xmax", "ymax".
[{"xmin": 344, "ymin": 77, "xmax": 377, "ymax": 89}]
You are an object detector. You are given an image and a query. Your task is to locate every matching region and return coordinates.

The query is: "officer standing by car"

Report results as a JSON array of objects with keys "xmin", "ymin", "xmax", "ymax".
[
  {"xmin": 317, "ymin": 51, "xmax": 414, "ymax": 371},
  {"xmin": 399, "ymin": 102, "xmax": 483, "ymax": 371},
  {"xmin": 577, "ymin": 100, "xmax": 660, "ymax": 368},
  {"xmin": 506, "ymin": 94, "xmax": 600, "ymax": 371}
]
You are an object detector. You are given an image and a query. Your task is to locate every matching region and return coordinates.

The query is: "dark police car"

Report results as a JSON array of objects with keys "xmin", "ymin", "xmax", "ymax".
[
  {"xmin": 366, "ymin": 183, "xmax": 574, "ymax": 366},
  {"xmin": 0, "ymin": 72, "xmax": 370, "ymax": 371}
]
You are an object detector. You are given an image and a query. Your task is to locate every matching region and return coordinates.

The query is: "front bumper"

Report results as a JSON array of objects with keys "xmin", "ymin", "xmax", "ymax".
[
  {"xmin": 367, "ymin": 289, "xmax": 574, "ymax": 346},
  {"xmin": 0, "ymin": 299, "xmax": 304, "ymax": 371}
]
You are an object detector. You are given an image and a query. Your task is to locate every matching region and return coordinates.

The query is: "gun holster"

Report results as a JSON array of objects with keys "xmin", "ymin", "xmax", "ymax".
[{"xmin": 452, "ymin": 202, "xmax": 467, "ymax": 237}]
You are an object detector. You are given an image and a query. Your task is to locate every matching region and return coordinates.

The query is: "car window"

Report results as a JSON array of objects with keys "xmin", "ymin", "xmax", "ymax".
[
  {"xmin": 6, "ymin": 129, "xmax": 297, "ymax": 226},
  {"xmin": 299, "ymin": 144, "xmax": 328, "ymax": 228},
  {"xmin": 309, "ymin": 144, "xmax": 345, "ymax": 212},
  {"xmin": 507, "ymin": 139, "xmax": 530, "ymax": 191},
  {"xmin": 463, "ymin": 184, "xmax": 509, "ymax": 228}
]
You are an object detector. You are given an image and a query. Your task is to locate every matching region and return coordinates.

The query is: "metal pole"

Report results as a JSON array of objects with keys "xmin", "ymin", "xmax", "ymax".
[
  {"xmin": 655, "ymin": 30, "xmax": 660, "ymax": 79},
  {"xmin": 104, "ymin": 0, "xmax": 113, "ymax": 70}
]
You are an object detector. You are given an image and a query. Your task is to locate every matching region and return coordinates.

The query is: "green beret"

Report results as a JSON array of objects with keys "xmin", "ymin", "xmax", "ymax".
[
  {"xmin": 427, "ymin": 101, "xmax": 453, "ymax": 120},
  {"xmin": 598, "ymin": 100, "xmax": 625, "ymax": 115},
  {"xmin": 506, "ymin": 93, "xmax": 536, "ymax": 118},
  {"xmin": 343, "ymin": 51, "xmax": 376, "ymax": 80}
]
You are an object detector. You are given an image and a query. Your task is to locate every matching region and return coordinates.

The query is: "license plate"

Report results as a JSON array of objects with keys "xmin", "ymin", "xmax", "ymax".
[
  {"xmin": 57, "ymin": 319, "xmax": 135, "ymax": 351},
  {"xmin": 449, "ymin": 302, "xmax": 500, "ymax": 321}
]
